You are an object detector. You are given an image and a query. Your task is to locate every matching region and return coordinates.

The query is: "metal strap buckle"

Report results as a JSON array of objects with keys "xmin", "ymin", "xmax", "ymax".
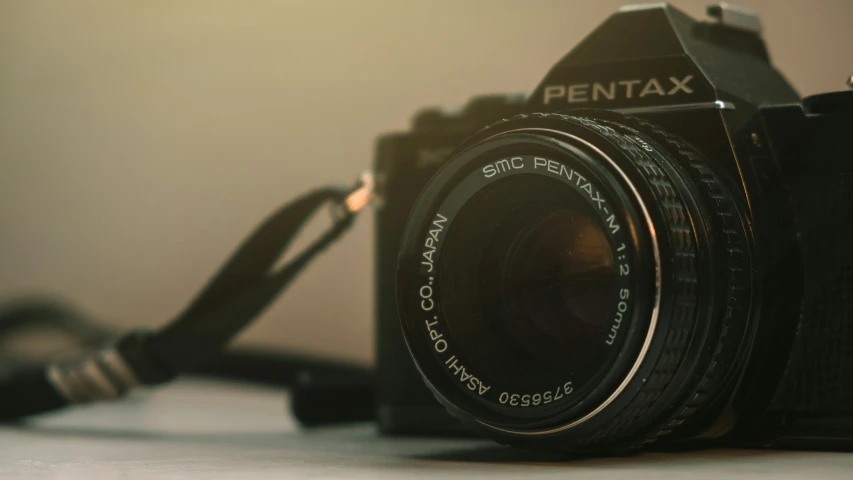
[{"xmin": 343, "ymin": 171, "xmax": 378, "ymax": 215}]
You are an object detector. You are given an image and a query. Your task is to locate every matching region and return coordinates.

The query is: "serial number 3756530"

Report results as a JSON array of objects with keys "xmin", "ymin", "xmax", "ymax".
[{"xmin": 498, "ymin": 382, "xmax": 574, "ymax": 408}]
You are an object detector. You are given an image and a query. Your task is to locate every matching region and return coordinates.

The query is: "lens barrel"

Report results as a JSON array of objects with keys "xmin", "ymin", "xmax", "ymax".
[{"xmin": 396, "ymin": 112, "xmax": 752, "ymax": 452}]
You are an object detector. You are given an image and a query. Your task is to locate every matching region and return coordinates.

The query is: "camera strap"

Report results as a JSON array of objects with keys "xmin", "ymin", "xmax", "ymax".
[{"xmin": 0, "ymin": 173, "xmax": 376, "ymax": 420}]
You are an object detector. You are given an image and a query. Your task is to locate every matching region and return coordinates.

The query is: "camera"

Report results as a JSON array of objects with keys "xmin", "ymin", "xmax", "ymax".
[{"xmin": 374, "ymin": 3, "xmax": 853, "ymax": 453}]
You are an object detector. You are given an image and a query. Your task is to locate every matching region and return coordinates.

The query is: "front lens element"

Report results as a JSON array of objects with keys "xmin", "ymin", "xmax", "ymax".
[{"xmin": 491, "ymin": 204, "xmax": 618, "ymax": 374}]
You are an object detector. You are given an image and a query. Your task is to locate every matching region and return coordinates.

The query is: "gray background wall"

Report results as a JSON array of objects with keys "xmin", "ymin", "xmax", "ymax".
[{"xmin": 1, "ymin": 0, "xmax": 851, "ymax": 366}]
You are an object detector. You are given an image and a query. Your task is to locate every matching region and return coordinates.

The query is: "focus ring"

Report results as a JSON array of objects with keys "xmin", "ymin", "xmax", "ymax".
[
  {"xmin": 552, "ymin": 115, "xmax": 699, "ymax": 449},
  {"xmin": 614, "ymin": 116, "xmax": 752, "ymax": 447}
]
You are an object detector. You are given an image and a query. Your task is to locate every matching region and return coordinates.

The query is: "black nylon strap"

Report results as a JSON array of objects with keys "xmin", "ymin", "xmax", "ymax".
[
  {"xmin": 149, "ymin": 187, "xmax": 353, "ymax": 373},
  {"xmin": 0, "ymin": 185, "xmax": 360, "ymax": 419}
]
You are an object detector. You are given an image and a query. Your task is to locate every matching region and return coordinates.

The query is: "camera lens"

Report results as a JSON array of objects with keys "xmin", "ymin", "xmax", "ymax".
[{"xmin": 396, "ymin": 113, "xmax": 751, "ymax": 450}]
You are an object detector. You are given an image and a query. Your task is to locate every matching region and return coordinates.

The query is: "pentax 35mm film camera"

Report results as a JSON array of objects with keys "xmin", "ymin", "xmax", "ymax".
[{"xmin": 374, "ymin": 4, "xmax": 853, "ymax": 453}]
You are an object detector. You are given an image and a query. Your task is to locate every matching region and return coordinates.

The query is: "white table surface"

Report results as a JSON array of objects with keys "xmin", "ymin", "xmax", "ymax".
[{"xmin": 0, "ymin": 378, "xmax": 851, "ymax": 479}]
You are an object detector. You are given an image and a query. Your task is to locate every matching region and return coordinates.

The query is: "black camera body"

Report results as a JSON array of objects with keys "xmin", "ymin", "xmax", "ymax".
[{"xmin": 375, "ymin": 3, "xmax": 853, "ymax": 451}]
